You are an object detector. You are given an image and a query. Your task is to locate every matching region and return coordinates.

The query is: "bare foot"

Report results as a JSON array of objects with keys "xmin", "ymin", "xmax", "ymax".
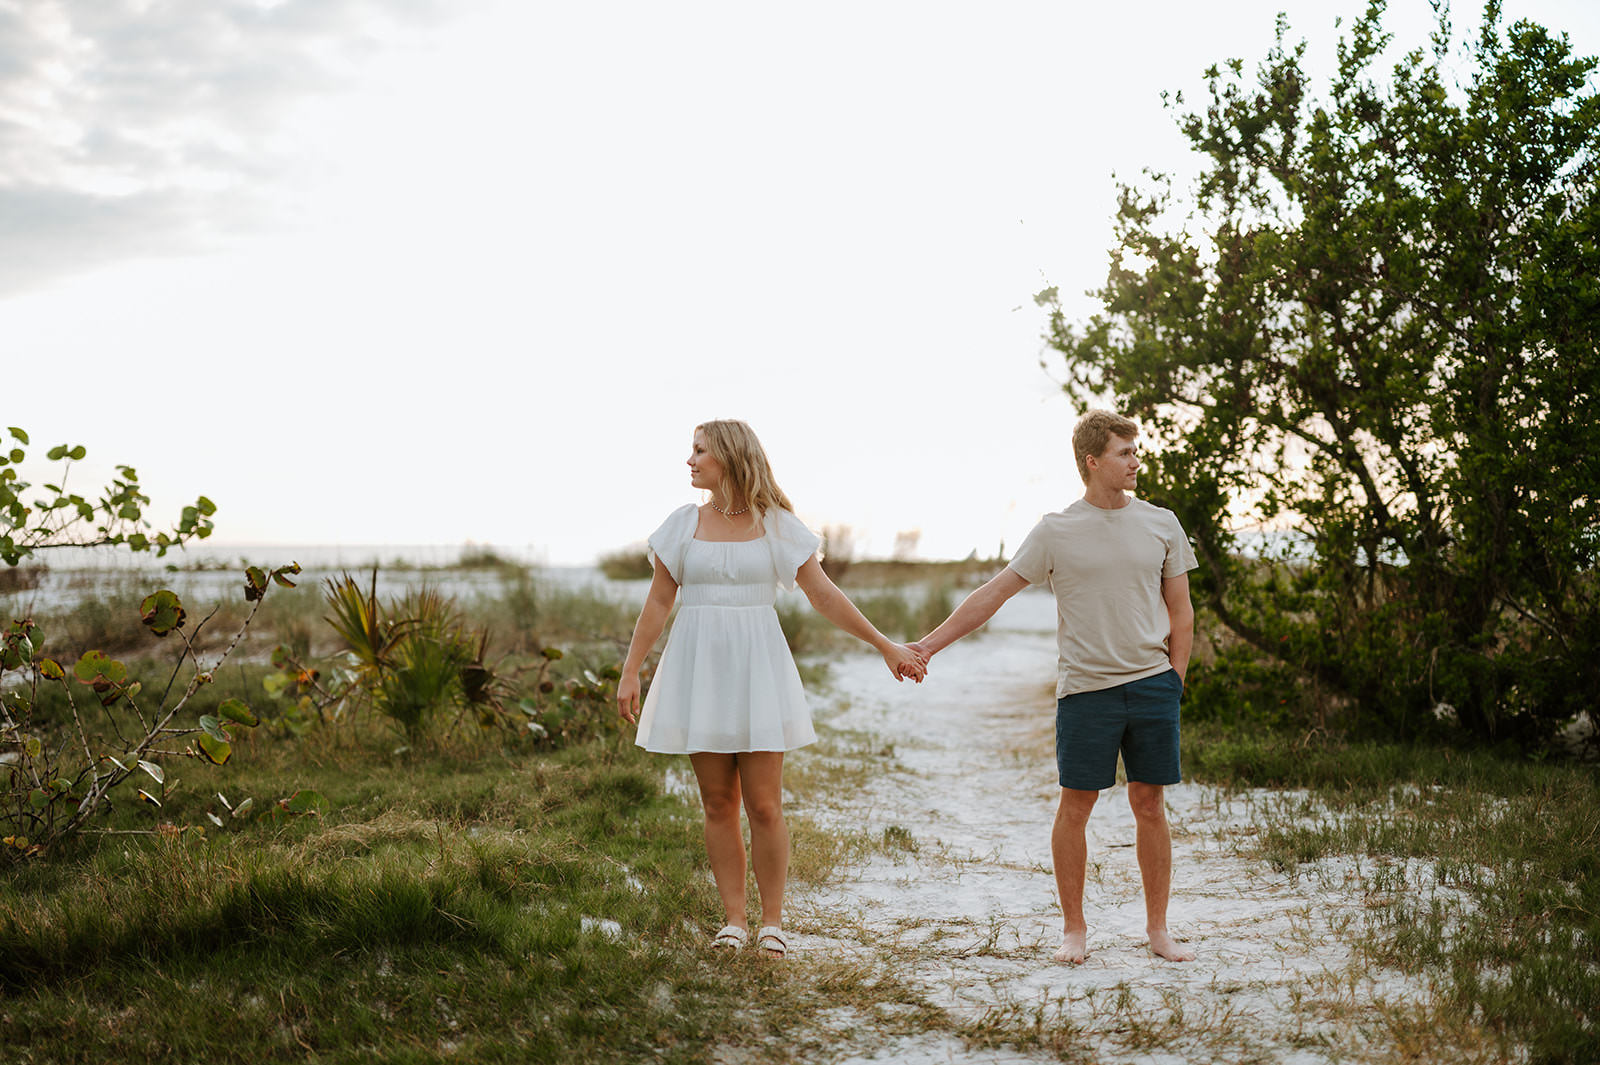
[
  {"xmin": 1052, "ymin": 929, "xmax": 1087, "ymax": 964},
  {"xmin": 1148, "ymin": 928, "xmax": 1195, "ymax": 962}
]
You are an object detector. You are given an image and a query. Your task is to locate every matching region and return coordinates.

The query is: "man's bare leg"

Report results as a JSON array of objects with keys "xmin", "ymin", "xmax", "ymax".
[
  {"xmin": 1051, "ymin": 787, "xmax": 1100, "ymax": 963},
  {"xmin": 1127, "ymin": 781, "xmax": 1195, "ymax": 961}
]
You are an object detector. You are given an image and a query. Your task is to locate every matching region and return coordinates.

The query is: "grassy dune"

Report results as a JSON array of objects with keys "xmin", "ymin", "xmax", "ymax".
[{"xmin": 2, "ymin": 570, "xmax": 1595, "ymax": 1063}]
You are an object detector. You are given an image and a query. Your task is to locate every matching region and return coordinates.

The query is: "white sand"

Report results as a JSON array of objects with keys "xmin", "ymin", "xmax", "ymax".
[{"xmin": 777, "ymin": 587, "xmax": 1447, "ymax": 1064}]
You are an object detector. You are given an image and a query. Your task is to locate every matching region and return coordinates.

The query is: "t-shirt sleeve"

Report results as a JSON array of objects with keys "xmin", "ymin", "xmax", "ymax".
[
  {"xmin": 1006, "ymin": 518, "xmax": 1051, "ymax": 586},
  {"xmin": 765, "ymin": 508, "xmax": 821, "ymax": 591},
  {"xmin": 646, "ymin": 503, "xmax": 699, "ymax": 584},
  {"xmin": 1162, "ymin": 512, "xmax": 1199, "ymax": 578}
]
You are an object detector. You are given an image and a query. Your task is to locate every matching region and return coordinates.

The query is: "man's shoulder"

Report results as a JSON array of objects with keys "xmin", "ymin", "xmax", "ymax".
[
  {"xmin": 1045, "ymin": 499, "xmax": 1096, "ymax": 521},
  {"xmin": 1027, "ymin": 504, "xmax": 1092, "ymax": 534},
  {"xmin": 1129, "ymin": 497, "xmax": 1187, "ymax": 528},
  {"xmin": 1041, "ymin": 499, "xmax": 1158, "ymax": 523},
  {"xmin": 1023, "ymin": 498, "xmax": 1184, "ymax": 536}
]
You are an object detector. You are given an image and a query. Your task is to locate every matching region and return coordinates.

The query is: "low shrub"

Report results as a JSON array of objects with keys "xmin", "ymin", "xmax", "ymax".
[{"xmin": 597, "ymin": 545, "xmax": 652, "ymax": 581}]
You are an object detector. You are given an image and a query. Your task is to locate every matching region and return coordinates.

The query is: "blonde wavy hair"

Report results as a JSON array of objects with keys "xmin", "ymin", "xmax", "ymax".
[{"xmin": 696, "ymin": 420, "xmax": 793, "ymax": 530}]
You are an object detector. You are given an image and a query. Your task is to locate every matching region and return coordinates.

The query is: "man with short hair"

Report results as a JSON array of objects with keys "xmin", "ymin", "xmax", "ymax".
[{"xmin": 909, "ymin": 410, "xmax": 1197, "ymax": 964}]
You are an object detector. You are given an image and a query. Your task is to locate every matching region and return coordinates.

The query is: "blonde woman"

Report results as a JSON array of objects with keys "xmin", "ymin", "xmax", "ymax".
[{"xmin": 618, "ymin": 420, "xmax": 924, "ymax": 958}]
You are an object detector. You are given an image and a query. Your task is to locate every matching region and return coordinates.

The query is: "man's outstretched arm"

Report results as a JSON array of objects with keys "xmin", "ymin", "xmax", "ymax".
[{"xmin": 911, "ymin": 568, "xmax": 1031, "ymax": 659}]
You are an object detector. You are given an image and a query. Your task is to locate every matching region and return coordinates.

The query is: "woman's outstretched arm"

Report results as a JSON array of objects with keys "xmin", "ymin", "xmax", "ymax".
[
  {"xmin": 794, "ymin": 556, "xmax": 924, "ymax": 681},
  {"xmin": 617, "ymin": 558, "xmax": 680, "ymax": 723}
]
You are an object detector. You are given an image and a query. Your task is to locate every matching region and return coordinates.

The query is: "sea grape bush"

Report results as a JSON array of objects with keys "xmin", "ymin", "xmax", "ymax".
[
  {"xmin": 0, "ymin": 424, "xmax": 328, "ymax": 854},
  {"xmin": 0, "ymin": 563, "xmax": 311, "ymax": 856},
  {"xmin": 0, "ymin": 426, "xmax": 215, "ymax": 566}
]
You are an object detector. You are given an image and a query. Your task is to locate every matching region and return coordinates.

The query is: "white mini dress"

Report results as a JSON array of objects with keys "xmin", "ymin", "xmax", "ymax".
[{"xmin": 634, "ymin": 503, "xmax": 821, "ymax": 754}]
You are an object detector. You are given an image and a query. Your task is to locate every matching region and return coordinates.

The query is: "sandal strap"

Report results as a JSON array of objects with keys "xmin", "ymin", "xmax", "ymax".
[
  {"xmin": 756, "ymin": 925, "xmax": 787, "ymax": 954},
  {"xmin": 712, "ymin": 924, "xmax": 748, "ymax": 948}
]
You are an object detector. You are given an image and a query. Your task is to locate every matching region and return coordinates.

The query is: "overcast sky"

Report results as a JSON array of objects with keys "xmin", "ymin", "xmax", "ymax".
[{"xmin": 4, "ymin": 0, "xmax": 1596, "ymax": 566}]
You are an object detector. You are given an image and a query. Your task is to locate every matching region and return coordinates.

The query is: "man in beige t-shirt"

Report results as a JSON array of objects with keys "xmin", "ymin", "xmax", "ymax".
[{"xmin": 909, "ymin": 410, "xmax": 1197, "ymax": 965}]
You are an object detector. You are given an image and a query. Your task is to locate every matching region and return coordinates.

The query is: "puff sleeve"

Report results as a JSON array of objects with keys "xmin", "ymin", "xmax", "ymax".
[
  {"xmin": 646, "ymin": 503, "xmax": 699, "ymax": 584},
  {"xmin": 765, "ymin": 508, "xmax": 822, "ymax": 591}
]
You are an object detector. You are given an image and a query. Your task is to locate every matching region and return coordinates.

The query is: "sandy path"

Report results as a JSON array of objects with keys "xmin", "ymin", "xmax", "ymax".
[{"xmin": 780, "ymin": 588, "xmax": 1436, "ymax": 1064}]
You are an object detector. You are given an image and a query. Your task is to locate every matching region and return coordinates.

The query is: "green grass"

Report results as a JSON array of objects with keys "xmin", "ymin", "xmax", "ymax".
[
  {"xmin": 0, "ymin": 730, "xmax": 873, "ymax": 1064},
  {"xmin": 1184, "ymin": 722, "xmax": 1600, "ymax": 1065}
]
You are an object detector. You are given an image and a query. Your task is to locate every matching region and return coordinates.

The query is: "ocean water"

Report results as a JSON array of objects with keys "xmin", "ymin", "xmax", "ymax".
[
  {"xmin": 0, "ymin": 542, "xmax": 644, "ymax": 615},
  {"xmin": 8, "ymin": 541, "xmax": 556, "ymax": 573}
]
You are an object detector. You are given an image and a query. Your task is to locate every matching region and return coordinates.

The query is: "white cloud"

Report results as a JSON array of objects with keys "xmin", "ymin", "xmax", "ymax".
[{"xmin": 0, "ymin": 0, "xmax": 454, "ymax": 292}]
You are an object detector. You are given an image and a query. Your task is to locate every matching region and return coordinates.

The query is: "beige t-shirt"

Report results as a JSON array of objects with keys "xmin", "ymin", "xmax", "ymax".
[{"xmin": 1007, "ymin": 497, "xmax": 1198, "ymax": 697}]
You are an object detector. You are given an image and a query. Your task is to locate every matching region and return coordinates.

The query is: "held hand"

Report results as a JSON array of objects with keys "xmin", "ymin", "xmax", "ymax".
[
  {"xmin": 617, "ymin": 674, "xmax": 642, "ymax": 725},
  {"xmin": 884, "ymin": 643, "xmax": 926, "ymax": 683},
  {"xmin": 895, "ymin": 641, "xmax": 931, "ymax": 683}
]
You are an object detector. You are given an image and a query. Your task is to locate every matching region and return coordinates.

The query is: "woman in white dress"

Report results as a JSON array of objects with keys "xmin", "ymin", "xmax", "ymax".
[{"xmin": 617, "ymin": 420, "xmax": 925, "ymax": 958}]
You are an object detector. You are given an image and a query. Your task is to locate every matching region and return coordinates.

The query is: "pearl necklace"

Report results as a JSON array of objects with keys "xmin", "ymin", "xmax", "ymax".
[{"xmin": 711, "ymin": 500, "xmax": 750, "ymax": 518}]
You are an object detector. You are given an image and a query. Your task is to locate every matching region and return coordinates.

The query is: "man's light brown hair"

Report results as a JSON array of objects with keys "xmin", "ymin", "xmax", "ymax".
[{"xmin": 1072, "ymin": 410, "xmax": 1139, "ymax": 483}]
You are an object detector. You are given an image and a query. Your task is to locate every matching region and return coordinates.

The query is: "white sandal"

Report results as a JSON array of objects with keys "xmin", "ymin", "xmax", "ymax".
[
  {"xmin": 756, "ymin": 925, "xmax": 787, "ymax": 958},
  {"xmin": 711, "ymin": 924, "xmax": 747, "ymax": 951}
]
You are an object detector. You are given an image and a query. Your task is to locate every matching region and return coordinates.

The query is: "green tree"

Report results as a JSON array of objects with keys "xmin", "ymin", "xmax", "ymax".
[{"xmin": 1038, "ymin": 0, "xmax": 1600, "ymax": 743}]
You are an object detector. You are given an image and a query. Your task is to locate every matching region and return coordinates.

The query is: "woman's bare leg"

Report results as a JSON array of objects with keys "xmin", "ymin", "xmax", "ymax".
[
  {"xmin": 690, "ymin": 752, "xmax": 747, "ymax": 931},
  {"xmin": 735, "ymin": 751, "xmax": 789, "ymax": 933}
]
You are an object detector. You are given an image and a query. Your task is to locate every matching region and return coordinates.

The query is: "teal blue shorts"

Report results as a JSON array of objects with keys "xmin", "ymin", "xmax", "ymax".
[{"xmin": 1055, "ymin": 669, "xmax": 1183, "ymax": 791}]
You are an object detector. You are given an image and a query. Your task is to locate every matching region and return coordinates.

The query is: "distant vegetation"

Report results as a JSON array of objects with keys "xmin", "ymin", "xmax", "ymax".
[
  {"xmin": 597, "ymin": 544, "xmax": 653, "ymax": 580},
  {"xmin": 599, "ymin": 528, "xmax": 1006, "ymax": 587},
  {"xmin": 835, "ymin": 556, "xmax": 1004, "ymax": 588},
  {"xmin": 449, "ymin": 544, "xmax": 525, "ymax": 571}
]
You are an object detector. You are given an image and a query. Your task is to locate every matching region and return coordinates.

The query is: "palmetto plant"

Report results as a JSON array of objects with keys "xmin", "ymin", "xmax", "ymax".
[
  {"xmin": 312, "ymin": 574, "xmax": 496, "ymax": 743},
  {"xmin": 270, "ymin": 571, "xmax": 618, "ymax": 749},
  {"xmin": 379, "ymin": 630, "xmax": 468, "ymax": 741},
  {"xmin": 321, "ymin": 570, "xmax": 415, "ymax": 678},
  {"xmin": 459, "ymin": 629, "xmax": 514, "ymax": 730},
  {"xmin": 381, "ymin": 586, "xmax": 475, "ymax": 741}
]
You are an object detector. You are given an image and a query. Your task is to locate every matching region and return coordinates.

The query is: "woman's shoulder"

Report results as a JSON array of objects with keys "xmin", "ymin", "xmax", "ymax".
[
  {"xmin": 763, "ymin": 506, "xmax": 819, "ymax": 589},
  {"xmin": 647, "ymin": 503, "xmax": 704, "ymax": 583},
  {"xmin": 764, "ymin": 505, "xmax": 816, "ymax": 537},
  {"xmin": 651, "ymin": 503, "xmax": 701, "ymax": 538}
]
